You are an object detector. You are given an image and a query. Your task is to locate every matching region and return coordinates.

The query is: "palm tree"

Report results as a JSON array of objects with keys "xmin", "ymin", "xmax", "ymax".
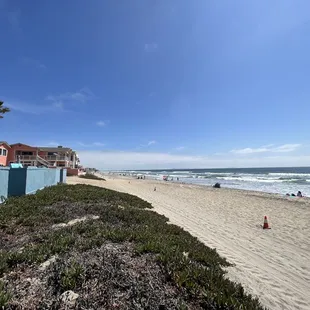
[{"xmin": 0, "ymin": 101, "xmax": 10, "ymax": 118}]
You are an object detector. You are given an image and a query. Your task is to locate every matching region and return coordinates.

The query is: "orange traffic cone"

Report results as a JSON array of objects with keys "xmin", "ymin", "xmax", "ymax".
[{"xmin": 263, "ymin": 216, "xmax": 271, "ymax": 229}]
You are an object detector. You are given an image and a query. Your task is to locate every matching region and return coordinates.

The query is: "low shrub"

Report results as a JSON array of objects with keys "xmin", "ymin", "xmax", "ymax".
[
  {"xmin": 79, "ymin": 173, "xmax": 106, "ymax": 181},
  {"xmin": 0, "ymin": 184, "xmax": 265, "ymax": 309},
  {"xmin": 0, "ymin": 281, "xmax": 11, "ymax": 308}
]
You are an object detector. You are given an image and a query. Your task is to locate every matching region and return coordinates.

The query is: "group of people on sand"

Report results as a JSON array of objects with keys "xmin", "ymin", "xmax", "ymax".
[{"xmin": 286, "ymin": 191, "xmax": 303, "ymax": 197}]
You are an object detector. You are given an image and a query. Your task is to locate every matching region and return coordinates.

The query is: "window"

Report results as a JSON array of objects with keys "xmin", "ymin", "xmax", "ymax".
[
  {"xmin": 15, "ymin": 151, "xmax": 33, "ymax": 156},
  {"xmin": 0, "ymin": 148, "xmax": 7, "ymax": 156}
]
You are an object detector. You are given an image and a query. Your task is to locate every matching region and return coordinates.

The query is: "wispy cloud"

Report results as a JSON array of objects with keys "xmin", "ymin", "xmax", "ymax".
[
  {"xmin": 46, "ymin": 141, "xmax": 60, "ymax": 146},
  {"xmin": 273, "ymin": 144, "xmax": 301, "ymax": 152},
  {"xmin": 144, "ymin": 43, "xmax": 158, "ymax": 52},
  {"xmin": 175, "ymin": 146, "xmax": 185, "ymax": 151},
  {"xmin": 4, "ymin": 88, "xmax": 93, "ymax": 116},
  {"xmin": 0, "ymin": 0, "xmax": 22, "ymax": 32},
  {"xmin": 230, "ymin": 147, "xmax": 268, "ymax": 155},
  {"xmin": 261, "ymin": 144, "xmax": 274, "ymax": 148},
  {"xmin": 230, "ymin": 144, "xmax": 301, "ymax": 154},
  {"xmin": 7, "ymin": 9, "xmax": 21, "ymax": 32},
  {"xmin": 5, "ymin": 100, "xmax": 64, "ymax": 115},
  {"xmin": 19, "ymin": 56, "xmax": 46, "ymax": 69},
  {"xmin": 96, "ymin": 120, "xmax": 109, "ymax": 127},
  {"xmin": 93, "ymin": 142, "xmax": 105, "ymax": 147},
  {"xmin": 46, "ymin": 87, "xmax": 94, "ymax": 106},
  {"xmin": 136, "ymin": 140, "xmax": 157, "ymax": 150},
  {"xmin": 78, "ymin": 151, "xmax": 310, "ymax": 170},
  {"xmin": 78, "ymin": 142, "xmax": 105, "ymax": 147}
]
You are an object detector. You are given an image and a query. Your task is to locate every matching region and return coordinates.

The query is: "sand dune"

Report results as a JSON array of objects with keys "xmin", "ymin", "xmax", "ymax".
[{"xmin": 67, "ymin": 176, "xmax": 310, "ymax": 310}]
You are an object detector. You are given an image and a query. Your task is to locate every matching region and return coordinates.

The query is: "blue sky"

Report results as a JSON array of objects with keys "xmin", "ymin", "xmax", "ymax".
[{"xmin": 1, "ymin": 0, "xmax": 310, "ymax": 169}]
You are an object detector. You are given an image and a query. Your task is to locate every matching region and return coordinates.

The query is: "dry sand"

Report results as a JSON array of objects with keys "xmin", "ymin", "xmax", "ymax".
[{"xmin": 67, "ymin": 175, "xmax": 310, "ymax": 310}]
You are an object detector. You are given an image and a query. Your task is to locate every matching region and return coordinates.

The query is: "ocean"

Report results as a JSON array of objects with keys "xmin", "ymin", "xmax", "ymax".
[{"xmin": 121, "ymin": 167, "xmax": 310, "ymax": 197}]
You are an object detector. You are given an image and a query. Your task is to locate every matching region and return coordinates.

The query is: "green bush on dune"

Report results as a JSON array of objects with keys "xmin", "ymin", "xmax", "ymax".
[
  {"xmin": 79, "ymin": 173, "xmax": 106, "ymax": 180},
  {"xmin": 0, "ymin": 184, "xmax": 265, "ymax": 309}
]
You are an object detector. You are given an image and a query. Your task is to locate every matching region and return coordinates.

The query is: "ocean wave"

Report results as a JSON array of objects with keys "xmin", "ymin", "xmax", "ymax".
[
  {"xmin": 268, "ymin": 173, "xmax": 310, "ymax": 177},
  {"xmin": 170, "ymin": 174, "xmax": 192, "ymax": 178},
  {"xmin": 203, "ymin": 172, "xmax": 235, "ymax": 177},
  {"xmin": 219, "ymin": 176, "xmax": 284, "ymax": 183},
  {"xmin": 217, "ymin": 176, "xmax": 310, "ymax": 184},
  {"xmin": 289, "ymin": 179, "xmax": 310, "ymax": 185}
]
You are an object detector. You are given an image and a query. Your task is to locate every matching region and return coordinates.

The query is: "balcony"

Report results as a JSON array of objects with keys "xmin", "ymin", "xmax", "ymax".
[
  {"xmin": 16, "ymin": 155, "xmax": 69, "ymax": 161},
  {"xmin": 41, "ymin": 155, "xmax": 69, "ymax": 161},
  {"xmin": 15, "ymin": 155, "xmax": 37, "ymax": 161}
]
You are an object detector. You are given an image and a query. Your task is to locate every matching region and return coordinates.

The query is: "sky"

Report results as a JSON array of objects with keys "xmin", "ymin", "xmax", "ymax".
[{"xmin": 1, "ymin": 0, "xmax": 310, "ymax": 170}]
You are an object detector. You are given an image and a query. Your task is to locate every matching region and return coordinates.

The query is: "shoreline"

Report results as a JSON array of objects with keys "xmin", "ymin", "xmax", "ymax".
[
  {"xmin": 68, "ymin": 174, "xmax": 310, "ymax": 310},
  {"xmin": 101, "ymin": 172, "xmax": 310, "ymax": 203},
  {"xmin": 102, "ymin": 168, "xmax": 310, "ymax": 197}
]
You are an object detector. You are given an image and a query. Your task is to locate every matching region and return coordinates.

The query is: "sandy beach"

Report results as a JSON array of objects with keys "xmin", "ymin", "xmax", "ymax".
[{"xmin": 67, "ymin": 175, "xmax": 310, "ymax": 310}]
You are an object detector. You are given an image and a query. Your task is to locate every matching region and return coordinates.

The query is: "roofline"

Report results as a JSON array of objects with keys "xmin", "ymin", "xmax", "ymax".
[
  {"xmin": 10, "ymin": 143, "xmax": 38, "ymax": 149},
  {"xmin": 38, "ymin": 147, "xmax": 72, "ymax": 151},
  {"xmin": 0, "ymin": 141, "xmax": 11, "ymax": 148}
]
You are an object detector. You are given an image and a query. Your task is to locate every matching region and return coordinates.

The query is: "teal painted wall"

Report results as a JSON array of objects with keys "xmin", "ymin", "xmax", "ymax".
[
  {"xmin": 0, "ymin": 167, "xmax": 67, "ymax": 199},
  {"xmin": 63, "ymin": 169, "xmax": 67, "ymax": 183},
  {"xmin": 8, "ymin": 168, "xmax": 27, "ymax": 196},
  {"xmin": 26, "ymin": 168, "xmax": 46, "ymax": 194},
  {"xmin": 0, "ymin": 168, "xmax": 9, "ymax": 201},
  {"xmin": 60, "ymin": 169, "xmax": 67, "ymax": 183}
]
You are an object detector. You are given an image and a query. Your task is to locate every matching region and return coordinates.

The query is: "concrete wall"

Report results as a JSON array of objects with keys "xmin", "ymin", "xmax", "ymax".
[
  {"xmin": 0, "ymin": 168, "xmax": 9, "ymax": 201},
  {"xmin": 60, "ymin": 169, "xmax": 67, "ymax": 183},
  {"xmin": 8, "ymin": 168, "xmax": 27, "ymax": 196},
  {"xmin": 0, "ymin": 167, "xmax": 67, "ymax": 200}
]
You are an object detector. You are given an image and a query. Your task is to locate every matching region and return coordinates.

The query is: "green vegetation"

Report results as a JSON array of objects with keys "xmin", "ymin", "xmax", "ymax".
[
  {"xmin": 0, "ymin": 281, "xmax": 11, "ymax": 307},
  {"xmin": 59, "ymin": 261, "xmax": 84, "ymax": 292},
  {"xmin": 0, "ymin": 101, "xmax": 10, "ymax": 119},
  {"xmin": 0, "ymin": 184, "xmax": 265, "ymax": 309},
  {"xmin": 79, "ymin": 173, "xmax": 106, "ymax": 180}
]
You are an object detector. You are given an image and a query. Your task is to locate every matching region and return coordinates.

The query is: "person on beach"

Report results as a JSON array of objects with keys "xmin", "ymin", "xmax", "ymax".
[{"xmin": 297, "ymin": 191, "xmax": 303, "ymax": 197}]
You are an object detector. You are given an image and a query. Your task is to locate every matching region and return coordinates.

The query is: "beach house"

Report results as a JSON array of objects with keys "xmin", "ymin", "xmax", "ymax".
[
  {"xmin": 0, "ymin": 141, "xmax": 11, "ymax": 166},
  {"xmin": 0, "ymin": 142, "xmax": 81, "ymax": 174}
]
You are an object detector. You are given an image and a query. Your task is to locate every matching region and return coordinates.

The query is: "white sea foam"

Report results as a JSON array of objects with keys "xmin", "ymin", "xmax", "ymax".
[
  {"xmin": 123, "ymin": 169, "xmax": 310, "ymax": 196},
  {"xmin": 268, "ymin": 173, "xmax": 310, "ymax": 177},
  {"xmin": 219, "ymin": 176, "xmax": 284, "ymax": 183}
]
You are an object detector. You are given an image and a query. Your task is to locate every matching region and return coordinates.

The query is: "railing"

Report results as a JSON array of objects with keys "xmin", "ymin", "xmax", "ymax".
[
  {"xmin": 15, "ymin": 155, "xmax": 37, "ymax": 161},
  {"xmin": 15, "ymin": 155, "xmax": 72, "ymax": 168},
  {"xmin": 16, "ymin": 155, "xmax": 69, "ymax": 161},
  {"xmin": 36, "ymin": 155, "xmax": 51, "ymax": 167},
  {"xmin": 40, "ymin": 156, "xmax": 69, "ymax": 161}
]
